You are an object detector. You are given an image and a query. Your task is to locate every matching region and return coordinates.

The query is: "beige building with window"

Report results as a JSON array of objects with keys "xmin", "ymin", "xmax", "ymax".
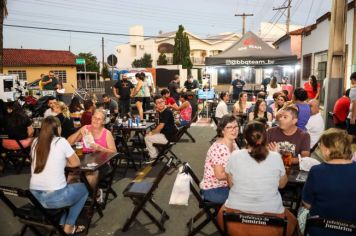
[
  {"xmin": 115, "ymin": 25, "xmax": 240, "ymax": 69},
  {"xmin": 3, "ymin": 48, "xmax": 77, "ymax": 93}
]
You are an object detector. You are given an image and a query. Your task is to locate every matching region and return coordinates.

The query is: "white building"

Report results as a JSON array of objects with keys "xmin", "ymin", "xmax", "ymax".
[
  {"xmin": 274, "ymin": 2, "xmax": 355, "ymax": 91},
  {"xmin": 115, "ymin": 25, "xmax": 240, "ymax": 69}
]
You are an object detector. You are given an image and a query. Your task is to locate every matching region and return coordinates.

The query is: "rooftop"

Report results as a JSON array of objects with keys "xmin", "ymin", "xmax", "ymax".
[{"xmin": 3, "ymin": 48, "xmax": 76, "ymax": 67}]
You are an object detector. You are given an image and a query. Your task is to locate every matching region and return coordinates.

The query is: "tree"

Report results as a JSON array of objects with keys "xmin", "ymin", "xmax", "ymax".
[
  {"xmin": 101, "ymin": 63, "xmax": 110, "ymax": 79},
  {"xmin": 173, "ymin": 25, "xmax": 192, "ymax": 69},
  {"xmin": 0, "ymin": 0, "xmax": 8, "ymax": 73},
  {"xmin": 132, "ymin": 53, "xmax": 153, "ymax": 68},
  {"xmin": 157, "ymin": 52, "xmax": 168, "ymax": 65},
  {"xmin": 76, "ymin": 52, "xmax": 100, "ymax": 72}
]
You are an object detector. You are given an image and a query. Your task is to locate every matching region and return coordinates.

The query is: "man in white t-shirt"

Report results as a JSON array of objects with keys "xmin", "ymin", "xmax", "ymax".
[
  {"xmin": 348, "ymin": 72, "xmax": 356, "ymax": 135},
  {"xmin": 215, "ymin": 91, "xmax": 230, "ymax": 119},
  {"xmin": 43, "ymin": 97, "xmax": 58, "ymax": 118},
  {"xmin": 306, "ymin": 99, "xmax": 324, "ymax": 149}
]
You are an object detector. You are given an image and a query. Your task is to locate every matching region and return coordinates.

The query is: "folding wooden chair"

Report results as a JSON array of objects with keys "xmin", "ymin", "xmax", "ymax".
[
  {"xmin": 182, "ymin": 163, "xmax": 224, "ymax": 236},
  {"xmin": 0, "ymin": 185, "xmax": 69, "ymax": 236},
  {"xmin": 304, "ymin": 216, "xmax": 356, "ymax": 235},
  {"xmin": 1, "ymin": 139, "xmax": 31, "ymax": 174},
  {"xmin": 151, "ymin": 126, "xmax": 187, "ymax": 167},
  {"xmin": 223, "ymin": 211, "xmax": 288, "ymax": 236},
  {"xmin": 122, "ymin": 158, "xmax": 173, "ymax": 232}
]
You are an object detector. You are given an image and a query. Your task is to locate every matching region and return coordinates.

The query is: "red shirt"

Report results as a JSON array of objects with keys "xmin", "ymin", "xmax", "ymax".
[
  {"xmin": 304, "ymin": 82, "xmax": 320, "ymax": 99},
  {"xmin": 80, "ymin": 111, "xmax": 92, "ymax": 126},
  {"xmin": 165, "ymin": 97, "xmax": 176, "ymax": 106},
  {"xmin": 333, "ymin": 96, "xmax": 350, "ymax": 124}
]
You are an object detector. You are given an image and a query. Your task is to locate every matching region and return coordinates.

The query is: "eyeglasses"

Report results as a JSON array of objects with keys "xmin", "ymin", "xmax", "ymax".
[{"xmin": 225, "ymin": 125, "xmax": 239, "ymax": 130}]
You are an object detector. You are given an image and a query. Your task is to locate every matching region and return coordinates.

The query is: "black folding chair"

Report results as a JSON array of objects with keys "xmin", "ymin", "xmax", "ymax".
[
  {"xmin": 151, "ymin": 126, "xmax": 187, "ymax": 167},
  {"xmin": 0, "ymin": 185, "xmax": 69, "ymax": 236},
  {"xmin": 1, "ymin": 139, "xmax": 31, "ymax": 174},
  {"xmin": 122, "ymin": 158, "xmax": 173, "ymax": 232},
  {"xmin": 182, "ymin": 113, "xmax": 198, "ymax": 143},
  {"xmin": 223, "ymin": 211, "xmax": 288, "ymax": 236},
  {"xmin": 304, "ymin": 216, "xmax": 356, "ymax": 235},
  {"xmin": 182, "ymin": 163, "xmax": 224, "ymax": 236},
  {"xmin": 97, "ymin": 153, "xmax": 121, "ymax": 209},
  {"xmin": 210, "ymin": 116, "xmax": 219, "ymax": 144}
]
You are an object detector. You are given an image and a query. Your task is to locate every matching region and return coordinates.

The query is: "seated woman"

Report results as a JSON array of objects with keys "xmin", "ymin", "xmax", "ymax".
[
  {"xmin": 3, "ymin": 101, "xmax": 34, "ymax": 150},
  {"xmin": 218, "ymin": 121, "xmax": 297, "ymax": 236},
  {"xmin": 69, "ymin": 96, "xmax": 84, "ymax": 114},
  {"xmin": 67, "ymin": 109, "xmax": 117, "ymax": 189},
  {"xmin": 80, "ymin": 99, "xmax": 95, "ymax": 127},
  {"xmin": 302, "ymin": 128, "xmax": 356, "ymax": 236},
  {"xmin": 30, "ymin": 116, "xmax": 88, "ymax": 235},
  {"xmin": 53, "ymin": 102, "xmax": 76, "ymax": 139},
  {"xmin": 270, "ymin": 93, "xmax": 287, "ymax": 118},
  {"xmin": 232, "ymin": 92, "xmax": 250, "ymax": 115},
  {"xmin": 172, "ymin": 93, "xmax": 192, "ymax": 126},
  {"xmin": 200, "ymin": 115, "xmax": 239, "ymax": 204},
  {"xmin": 69, "ymin": 97, "xmax": 84, "ymax": 128},
  {"xmin": 249, "ymin": 99, "xmax": 272, "ymax": 122}
]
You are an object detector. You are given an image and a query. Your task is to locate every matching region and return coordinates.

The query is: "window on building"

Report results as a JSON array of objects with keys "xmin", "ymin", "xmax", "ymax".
[
  {"xmin": 302, "ymin": 54, "xmax": 312, "ymax": 80},
  {"xmin": 8, "ymin": 70, "xmax": 27, "ymax": 81},
  {"xmin": 52, "ymin": 70, "xmax": 67, "ymax": 83}
]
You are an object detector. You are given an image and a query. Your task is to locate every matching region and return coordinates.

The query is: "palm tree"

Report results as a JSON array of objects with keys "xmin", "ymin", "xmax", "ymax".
[{"xmin": 0, "ymin": 0, "xmax": 8, "ymax": 73}]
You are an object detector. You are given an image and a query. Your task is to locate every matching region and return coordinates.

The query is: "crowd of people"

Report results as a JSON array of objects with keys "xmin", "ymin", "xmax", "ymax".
[
  {"xmin": 1, "ymin": 70, "xmax": 356, "ymax": 235},
  {"xmin": 203, "ymin": 73, "xmax": 356, "ymax": 235}
]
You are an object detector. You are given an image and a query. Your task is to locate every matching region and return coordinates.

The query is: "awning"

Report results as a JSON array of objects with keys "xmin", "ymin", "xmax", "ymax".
[{"xmin": 205, "ymin": 31, "xmax": 297, "ymax": 67}]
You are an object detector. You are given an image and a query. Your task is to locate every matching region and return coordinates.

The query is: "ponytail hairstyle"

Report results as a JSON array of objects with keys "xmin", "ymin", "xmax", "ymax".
[
  {"xmin": 310, "ymin": 75, "xmax": 318, "ymax": 92},
  {"xmin": 244, "ymin": 121, "xmax": 269, "ymax": 162},
  {"xmin": 33, "ymin": 116, "xmax": 61, "ymax": 173}
]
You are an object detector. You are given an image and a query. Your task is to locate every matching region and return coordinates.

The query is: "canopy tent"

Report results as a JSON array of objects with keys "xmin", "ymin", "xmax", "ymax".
[{"xmin": 205, "ymin": 31, "xmax": 297, "ymax": 67}]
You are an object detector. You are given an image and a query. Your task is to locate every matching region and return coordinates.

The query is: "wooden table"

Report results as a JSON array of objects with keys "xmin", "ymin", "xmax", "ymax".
[
  {"xmin": 67, "ymin": 151, "xmax": 118, "ymax": 231},
  {"xmin": 281, "ymin": 165, "xmax": 309, "ymax": 215}
]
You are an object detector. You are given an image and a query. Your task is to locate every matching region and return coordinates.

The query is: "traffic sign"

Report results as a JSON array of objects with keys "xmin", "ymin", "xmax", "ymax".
[
  {"xmin": 76, "ymin": 58, "xmax": 85, "ymax": 65},
  {"xmin": 107, "ymin": 54, "xmax": 118, "ymax": 66}
]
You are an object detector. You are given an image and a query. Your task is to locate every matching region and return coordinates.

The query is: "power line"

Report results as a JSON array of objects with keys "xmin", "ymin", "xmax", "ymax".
[{"xmin": 4, "ymin": 24, "xmax": 242, "ymax": 42}]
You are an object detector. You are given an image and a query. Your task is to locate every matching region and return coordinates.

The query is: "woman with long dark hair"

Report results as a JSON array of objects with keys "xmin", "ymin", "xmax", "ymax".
[
  {"xmin": 266, "ymin": 76, "xmax": 282, "ymax": 100},
  {"xmin": 2, "ymin": 101, "xmax": 34, "ymax": 150},
  {"xmin": 131, "ymin": 72, "xmax": 145, "ymax": 120},
  {"xmin": 30, "ymin": 116, "xmax": 88, "ymax": 234},
  {"xmin": 304, "ymin": 75, "xmax": 320, "ymax": 99},
  {"xmin": 217, "ymin": 121, "xmax": 297, "ymax": 235},
  {"xmin": 249, "ymin": 98, "xmax": 272, "ymax": 122},
  {"xmin": 232, "ymin": 92, "xmax": 250, "ymax": 115}
]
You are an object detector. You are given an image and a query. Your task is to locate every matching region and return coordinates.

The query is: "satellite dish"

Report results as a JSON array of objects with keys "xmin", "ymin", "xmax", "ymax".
[{"xmin": 107, "ymin": 54, "xmax": 118, "ymax": 66}]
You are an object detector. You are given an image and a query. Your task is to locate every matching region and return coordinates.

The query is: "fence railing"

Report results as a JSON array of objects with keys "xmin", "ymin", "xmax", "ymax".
[{"xmin": 77, "ymin": 79, "xmax": 105, "ymax": 93}]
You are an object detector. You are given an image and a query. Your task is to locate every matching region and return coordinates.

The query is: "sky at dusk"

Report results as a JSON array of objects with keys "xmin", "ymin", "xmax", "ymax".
[{"xmin": 5, "ymin": 0, "xmax": 334, "ymax": 61}]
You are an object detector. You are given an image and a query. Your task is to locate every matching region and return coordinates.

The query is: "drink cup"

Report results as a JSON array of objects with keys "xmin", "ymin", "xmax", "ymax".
[{"xmin": 75, "ymin": 142, "xmax": 83, "ymax": 156}]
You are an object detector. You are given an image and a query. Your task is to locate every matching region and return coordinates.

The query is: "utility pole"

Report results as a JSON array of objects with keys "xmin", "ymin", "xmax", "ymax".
[
  {"xmin": 352, "ymin": 0, "xmax": 356, "ymax": 72},
  {"xmin": 324, "ymin": 0, "xmax": 347, "ymax": 128},
  {"xmin": 101, "ymin": 37, "xmax": 105, "ymax": 72},
  {"xmin": 234, "ymin": 13, "xmax": 254, "ymax": 35},
  {"xmin": 273, "ymin": 0, "xmax": 292, "ymax": 33}
]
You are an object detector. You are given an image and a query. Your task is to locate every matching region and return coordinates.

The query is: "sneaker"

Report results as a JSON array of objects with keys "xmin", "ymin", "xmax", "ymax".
[
  {"xmin": 145, "ymin": 158, "xmax": 157, "ymax": 164},
  {"xmin": 96, "ymin": 188, "xmax": 103, "ymax": 204}
]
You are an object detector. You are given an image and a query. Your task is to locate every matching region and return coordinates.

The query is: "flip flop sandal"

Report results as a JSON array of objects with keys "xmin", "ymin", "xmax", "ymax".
[{"xmin": 71, "ymin": 225, "xmax": 86, "ymax": 235}]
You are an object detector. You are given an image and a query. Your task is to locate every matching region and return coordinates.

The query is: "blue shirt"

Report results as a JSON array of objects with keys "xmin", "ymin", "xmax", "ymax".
[
  {"xmin": 302, "ymin": 162, "xmax": 356, "ymax": 236},
  {"xmin": 296, "ymin": 103, "xmax": 311, "ymax": 131}
]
